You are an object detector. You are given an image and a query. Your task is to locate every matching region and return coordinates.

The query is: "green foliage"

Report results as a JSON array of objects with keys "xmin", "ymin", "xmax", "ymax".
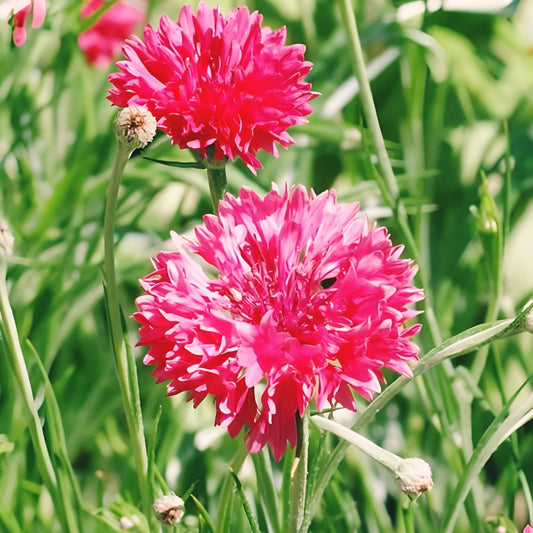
[{"xmin": 1, "ymin": 0, "xmax": 533, "ymax": 532}]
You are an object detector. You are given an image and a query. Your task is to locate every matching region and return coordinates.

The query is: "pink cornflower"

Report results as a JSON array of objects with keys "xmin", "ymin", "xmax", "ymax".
[
  {"xmin": 134, "ymin": 185, "xmax": 424, "ymax": 460},
  {"xmin": 78, "ymin": 0, "xmax": 145, "ymax": 68},
  {"xmin": 9, "ymin": 0, "xmax": 45, "ymax": 47},
  {"xmin": 108, "ymin": 2, "xmax": 317, "ymax": 172}
]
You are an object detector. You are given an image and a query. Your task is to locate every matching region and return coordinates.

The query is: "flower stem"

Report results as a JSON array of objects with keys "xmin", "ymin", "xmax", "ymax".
[
  {"xmin": 206, "ymin": 167, "xmax": 227, "ymax": 215},
  {"xmin": 312, "ymin": 415, "xmax": 400, "ymax": 471},
  {"xmin": 336, "ymin": 0, "xmax": 441, "ymax": 345},
  {"xmin": 103, "ymin": 142, "xmax": 156, "ymax": 529},
  {"xmin": 290, "ymin": 412, "xmax": 309, "ymax": 533}
]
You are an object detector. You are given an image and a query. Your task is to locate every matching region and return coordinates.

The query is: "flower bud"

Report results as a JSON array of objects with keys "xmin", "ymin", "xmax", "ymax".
[
  {"xmin": 114, "ymin": 106, "xmax": 157, "ymax": 150},
  {"xmin": 0, "ymin": 220, "xmax": 14, "ymax": 257},
  {"xmin": 153, "ymin": 493, "xmax": 185, "ymax": 526},
  {"xmin": 394, "ymin": 457, "xmax": 434, "ymax": 500}
]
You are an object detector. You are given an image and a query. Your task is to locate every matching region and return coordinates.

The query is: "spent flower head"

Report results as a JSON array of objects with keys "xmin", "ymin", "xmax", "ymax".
[
  {"xmin": 108, "ymin": 2, "xmax": 318, "ymax": 173},
  {"xmin": 114, "ymin": 105, "xmax": 157, "ymax": 150},
  {"xmin": 153, "ymin": 494, "xmax": 185, "ymax": 526},
  {"xmin": 134, "ymin": 185, "xmax": 423, "ymax": 460}
]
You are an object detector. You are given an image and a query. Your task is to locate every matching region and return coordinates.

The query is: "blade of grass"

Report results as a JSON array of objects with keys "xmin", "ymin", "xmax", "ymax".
[
  {"xmin": 25, "ymin": 340, "xmax": 84, "ymax": 532},
  {"xmin": 215, "ymin": 439, "xmax": 248, "ymax": 533},
  {"xmin": 441, "ymin": 377, "xmax": 533, "ymax": 533},
  {"xmin": 230, "ymin": 469, "xmax": 261, "ymax": 533},
  {"xmin": 252, "ymin": 448, "xmax": 281, "ymax": 533},
  {"xmin": 190, "ymin": 494, "xmax": 216, "ymax": 533}
]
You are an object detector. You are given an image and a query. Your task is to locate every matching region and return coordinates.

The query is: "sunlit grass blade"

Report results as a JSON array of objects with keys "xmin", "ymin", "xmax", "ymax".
[
  {"xmin": 190, "ymin": 494, "xmax": 216, "ymax": 533},
  {"xmin": 26, "ymin": 340, "xmax": 84, "ymax": 532}
]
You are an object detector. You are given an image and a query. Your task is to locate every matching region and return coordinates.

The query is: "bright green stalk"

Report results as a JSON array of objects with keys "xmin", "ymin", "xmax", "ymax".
[
  {"xmin": 103, "ymin": 140, "xmax": 155, "ymax": 530},
  {"xmin": 336, "ymin": 0, "xmax": 441, "ymax": 345},
  {"xmin": 207, "ymin": 167, "xmax": 227, "ymax": 215}
]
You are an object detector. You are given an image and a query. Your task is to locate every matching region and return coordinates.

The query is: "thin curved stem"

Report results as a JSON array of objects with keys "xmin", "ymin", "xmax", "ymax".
[
  {"xmin": 103, "ymin": 142, "xmax": 156, "ymax": 530},
  {"xmin": 337, "ymin": 0, "xmax": 441, "ymax": 345}
]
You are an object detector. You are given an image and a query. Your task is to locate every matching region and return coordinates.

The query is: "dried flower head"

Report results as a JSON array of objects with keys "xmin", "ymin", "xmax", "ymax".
[
  {"xmin": 394, "ymin": 457, "xmax": 434, "ymax": 500},
  {"xmin": 134, "ymin": 185, "xmax": 423, "ymax": 460},
  {"xmin": 153, "ymin": 494, "xmax": 185, "ymax": 526},
  {"xmin": 114, "ymin": 105, "xmax": 156, "ymax": 150},
  {"xmin": 108, "ymin": 2, "xmax": 317, "ymax": 172}
]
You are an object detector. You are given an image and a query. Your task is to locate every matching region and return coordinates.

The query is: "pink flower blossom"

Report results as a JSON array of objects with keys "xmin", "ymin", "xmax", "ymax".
[
  {"xmin": 78, "ymin": 0, "xmax": 145, "ymax": 68},
  {"xmin": 524, "ymin": 526, "xmax": 533, "ymax": 533},
  {"xmin": 108, "ymin": 2, "xmax": 317, "ymax": 172},
  {"xmin": 11, "ymin": 0, "xmax": 45, "ymax": 47},
  {"xmin": 134, "ymin": 185, "xmax": 423, "ymax": 460}
]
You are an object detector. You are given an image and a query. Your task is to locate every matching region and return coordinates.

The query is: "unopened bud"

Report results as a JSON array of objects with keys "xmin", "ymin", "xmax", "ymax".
[
  {"xmin": 114, "ymin": 106, "xmax": 157, "ymax": 150},
  {"xmin": 394, "ymin": 457, "xmax": 433, "ymax": 500},
  {"xmin": 0, "ymin": 220, "xmax": 14, "ymax": 257},
  {"xmin": 153, "ymin": 493, "xmax": 185, "ymax": 526}
]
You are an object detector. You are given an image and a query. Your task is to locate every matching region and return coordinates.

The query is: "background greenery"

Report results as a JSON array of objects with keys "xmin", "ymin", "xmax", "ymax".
[{"xmin": 1, "ymin": 0, "xmax": 532, "ymax": 531}]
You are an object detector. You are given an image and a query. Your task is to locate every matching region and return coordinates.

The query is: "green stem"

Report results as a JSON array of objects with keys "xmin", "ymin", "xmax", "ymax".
[
  {"xmin": 337, "ymin": 0, "xmax": 398, "ymax": 199},
  {"xmin": 337, "ymin": 0, "xmax": 441, "ymax": 345},
  {"xmin": 206, "ymin": 167, "xmax": 227, "ymax": 215},
  {"xmin": 103, "ymin": 142, "xmax": 155, "ymax": 529},
  {"xmin": 0, "ymin": 264, "xmax": 57, "ymax": 514},
  {"xmin": 312, "ymin": 416, "xmax": 401, "ymax": 472},
  {"xmin": 290, "ymin": 413, "xmax": 309, "ymax": 533}
]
